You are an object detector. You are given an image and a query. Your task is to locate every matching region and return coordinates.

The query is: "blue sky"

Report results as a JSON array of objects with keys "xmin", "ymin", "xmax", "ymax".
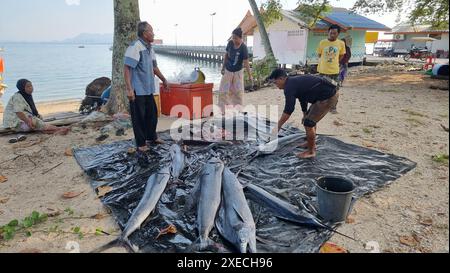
[
  {"xmin": 0, "ymin": 0, "xmax": 113, "ymax": 42},
  {"xmin": 0, "ymin": 0, "xmax": 399, "ymax": 45}
]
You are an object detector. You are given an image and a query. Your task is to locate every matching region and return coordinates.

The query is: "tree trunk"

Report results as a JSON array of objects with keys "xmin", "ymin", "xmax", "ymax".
[
  {"xmin": 248, "ymin": 0, "xmax": 277, "ymax": 69},
  {"xmin": 106, "ymin": 0, "xmax": 140, "ymax": 115}
]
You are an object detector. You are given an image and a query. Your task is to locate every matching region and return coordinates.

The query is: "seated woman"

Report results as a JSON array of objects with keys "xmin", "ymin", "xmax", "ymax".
[{"xmin": 3, "ymin": 79, "xmax": 69, "ymax": 135}]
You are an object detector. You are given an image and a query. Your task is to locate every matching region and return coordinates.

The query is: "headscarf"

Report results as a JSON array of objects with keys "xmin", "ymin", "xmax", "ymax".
[{"xmin": 16, "ymin": 79, "xmax": 39, "ymax": 117}]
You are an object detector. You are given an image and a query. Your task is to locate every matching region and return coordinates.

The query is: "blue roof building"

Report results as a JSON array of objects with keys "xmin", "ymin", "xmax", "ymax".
[{"xmin": 239, "ymin": 7, "xmax": 392, "ymax": 65}]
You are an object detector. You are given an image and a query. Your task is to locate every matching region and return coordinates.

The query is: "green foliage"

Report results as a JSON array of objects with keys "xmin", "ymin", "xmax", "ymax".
[
  {"xmin": 245, "ymin": 54, "xmax": 278, "ymax": 89},
  {"xmin": 65, "ymin": 207, "xmax": 75, "ymax": 216},
  {"xmin": 409, "ymin": 0, "xmax": 449, "ymax": 29},
  {"xmin": 363, "ymin": 128, "xmax": 372, "ymax": 134},
  {"xmin": 352, "ymin": 0, "xmax": 449, "ymax": 30},
  {"xmin": 296, "ymin": 1, "xmax": 333, "ymax": 28},
  {"xmin": 0, "ymin": 209, "xmax": 107, "ymax": 242},
  {"xmin": 95, "ymin": 228, "xmax": 104, "ymax": 236},
  {"xmin": 0, "ymin": 211, "xmax": 48, "ymax": 241},
  {"xmin": 72, "ymin": 227, "xmax": 84, "ymax": 240},
  {"xmin": 432, "ymin": 154, "xmax": 449, "ymax": 165},
  {"xmin": 261, "ymin": 0, "xmax": 283, "ymax": 26}
]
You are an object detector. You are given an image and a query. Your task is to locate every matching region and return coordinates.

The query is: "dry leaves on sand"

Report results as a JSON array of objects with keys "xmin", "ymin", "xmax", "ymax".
[
  {"xmin": 65, "ymin": 148, "xmax": 74, "ymax": 156},
  {"xmin": 399, "ymin": 236, "xmax": 420, "ymax": 247},
  {"xmin": 419, "ymin": 217, "xmax": 433, "ymax": 226},
  {"xmin": 320, "ymin": 242, "xmax": 348, "ymax": 253},
  {"xmin": 333, "ymin": 120, "xmax": 344, "ymax": 127},
  {"xmin": 362, "ymin": 141, "xmax": 375, "ymax": 148},
  {"xmin": 346, "ymin": 217, "xmax": 356, "ymax": 224},
  {"xmin": 91, "ymin": 213, "xmax": 109, "ymax": 220},
  {"xmin": 156, "ymin": 225, "xmax": 178, "ymax": 240},
  {"xmin": 96, "ymin": 186, "xmax": 113, "ymax": 198},
  {"xmin": 62, "ymin": 191, "xmax": 85, "ymax": 199},
  {"xmin": 0, "ymin": 175, "xmax": 7, "ymax": 183}
]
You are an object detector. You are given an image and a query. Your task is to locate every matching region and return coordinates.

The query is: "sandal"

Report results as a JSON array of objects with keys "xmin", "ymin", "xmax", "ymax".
[{"xmin": 8, "ymin": 135, "xmax": 27, "ymax": 144}]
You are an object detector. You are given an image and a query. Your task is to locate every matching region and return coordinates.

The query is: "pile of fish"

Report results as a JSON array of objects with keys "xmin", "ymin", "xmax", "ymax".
[{"xmin": 94, "ymin": 137, "xmax": 345, "ymax": 253}]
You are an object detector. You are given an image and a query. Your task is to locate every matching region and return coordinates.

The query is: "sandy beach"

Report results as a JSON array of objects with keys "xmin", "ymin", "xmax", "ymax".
[{"xmin": 0, "ymin": 68, "xmax": 448, "ymax": 253}]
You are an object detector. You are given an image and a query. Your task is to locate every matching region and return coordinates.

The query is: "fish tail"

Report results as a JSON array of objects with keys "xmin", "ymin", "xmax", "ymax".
[
  {"xmin": 90, "ymin": 239, "xmax": 120, "ymax": 253},
  {"xmin": 123, "ymin": 238, "xmax": 139, "ymax": 253},
  {"xmin": 90, "ymin": 238, "xmax": 139, "ymax": 253},
  {"xmin": 249, "ymin": 238, "xmax": 258, "ymax": 254},
  {"xmin": 185, "ymin": 238, "xmax": 220, "ymax": 253}
]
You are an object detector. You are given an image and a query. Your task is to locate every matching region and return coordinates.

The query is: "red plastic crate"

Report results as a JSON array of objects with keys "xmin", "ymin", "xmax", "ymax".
[{"xmin": 160, "ymin": 83, "xmax": 214, "ymax": 120}]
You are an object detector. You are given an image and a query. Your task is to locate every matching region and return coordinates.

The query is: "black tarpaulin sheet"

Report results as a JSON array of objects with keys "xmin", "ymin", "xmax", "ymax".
[{"xmin": 74, "ymin": 115, "xmax": 416, "ymax": 253}]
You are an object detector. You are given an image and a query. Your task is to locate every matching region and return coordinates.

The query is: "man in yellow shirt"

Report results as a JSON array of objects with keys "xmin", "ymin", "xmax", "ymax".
[{"xmin": 317, "ymin": 24, "xmax": 346, "ymax": 113}]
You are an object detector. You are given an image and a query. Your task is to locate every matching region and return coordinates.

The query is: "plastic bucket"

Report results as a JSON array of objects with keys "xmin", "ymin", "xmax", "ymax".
[{"xmin": 316, "ymin": 176, "xmax": 355, "ymax": 223}]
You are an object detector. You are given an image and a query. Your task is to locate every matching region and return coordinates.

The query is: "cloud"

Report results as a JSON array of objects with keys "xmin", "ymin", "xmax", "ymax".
[{"xmin": 65, "ymin": 0, "xmax": 80, "ymax": 6}]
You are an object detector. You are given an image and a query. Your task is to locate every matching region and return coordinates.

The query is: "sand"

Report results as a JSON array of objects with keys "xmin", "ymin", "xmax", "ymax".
[{"xmin": 0, "ymin": 70, "xmax": 448, "ymax": 253}]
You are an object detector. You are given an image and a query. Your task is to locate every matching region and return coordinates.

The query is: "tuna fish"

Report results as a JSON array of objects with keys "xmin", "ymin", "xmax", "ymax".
[
  {"xmin": 91, "ymin": 167, "xmax": 171, "ymax": 253},
  {"xmin": 258, "ymin": 133, "xmax": 304, "ymax": 155},
  {"xmin": 169, "ymin": 144, "xmax": 186, "ymax": 181},
  {"xmin": 244, "ymin": 183, "xmax": 325, "ymax": 228},
  {"xmin": 215, "ymin": 168, "xmax": 257, "ymax": 253},
  {"xmin": 244, "ymin": 183, "xmax": 356, "ymax": 242},
  {"xmin": 189, "ymin": 157, "xmax": 224, "ymax": 251}
]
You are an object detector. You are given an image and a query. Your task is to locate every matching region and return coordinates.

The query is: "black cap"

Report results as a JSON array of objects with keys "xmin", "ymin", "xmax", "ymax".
[{"xmin": 268, "ymin": 68, "xmax": 288, "ymax": 81}]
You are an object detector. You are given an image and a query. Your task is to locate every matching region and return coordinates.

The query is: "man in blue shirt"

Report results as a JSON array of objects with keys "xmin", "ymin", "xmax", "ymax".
[{"xmin": 124, "ymin": 21, "xmax": 168, "ymax": 161}]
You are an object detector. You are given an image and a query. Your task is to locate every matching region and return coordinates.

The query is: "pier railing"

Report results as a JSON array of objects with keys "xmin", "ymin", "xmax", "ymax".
[{"xmin": 153, "ymin": 45, "xmax": 253, "ymax": 63}]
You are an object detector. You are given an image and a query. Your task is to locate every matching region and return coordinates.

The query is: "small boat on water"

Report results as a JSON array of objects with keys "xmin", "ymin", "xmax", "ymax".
[{"xmin": 78, "ymin": 45, "xmax": 85, "ymax": 48}]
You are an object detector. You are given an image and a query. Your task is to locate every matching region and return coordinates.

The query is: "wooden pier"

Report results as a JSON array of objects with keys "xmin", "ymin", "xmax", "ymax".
[{"xmin": 153, "ymin": 45, "xmax": 253, "ymax": 63}]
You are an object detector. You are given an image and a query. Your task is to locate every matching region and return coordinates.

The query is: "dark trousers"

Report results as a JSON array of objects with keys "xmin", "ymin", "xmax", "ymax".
[{"xmin": 130, "ymin": 95, "xmax": 158, "ymax": 148}]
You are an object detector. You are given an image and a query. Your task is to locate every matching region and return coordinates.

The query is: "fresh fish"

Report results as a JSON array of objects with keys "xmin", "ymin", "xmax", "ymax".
[
  {"xmin": 215, "ymin": 168, "xmax": 257, "ymax": 253},
  {"xmin": 91, "ymin": 167, "xmax": 171, "ymax": 253},
  {"xmin": 170, "ymin": 144, "xmax": 186, "ymax": 180},
  {"xmin": 189, "ymin": 157, "xmax": 224, "ymax": 251},
  {"xmin": 258, "ymin": 133, "xmax": 304, "ymax": 155},
  {"xmin": 244, "ymin": 183, "xmax": 326, "ymax": 228},
  {"xmin": 244, "ymin": 183, "xmax": 357, "ymax": 242}
]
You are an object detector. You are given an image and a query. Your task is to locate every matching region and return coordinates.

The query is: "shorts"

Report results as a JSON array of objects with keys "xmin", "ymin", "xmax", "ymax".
[{"xmin": 305, "ymin": 92, "xmax": 340, "ymax": 124}]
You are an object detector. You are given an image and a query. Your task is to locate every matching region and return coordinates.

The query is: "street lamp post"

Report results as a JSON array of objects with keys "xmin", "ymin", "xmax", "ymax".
[
  {"xmin": 210, "ymin": 12, "xmax": 216, "ymax": 47},
  {"xmin": 174, "ymin": 24, "xmax": 178, "ymax": 49}
]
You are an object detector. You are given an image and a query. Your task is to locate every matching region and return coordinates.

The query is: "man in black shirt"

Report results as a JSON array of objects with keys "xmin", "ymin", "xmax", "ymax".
[{"xmin": 268, "ymin": 69, "xmax": 339, "ymax": 159}]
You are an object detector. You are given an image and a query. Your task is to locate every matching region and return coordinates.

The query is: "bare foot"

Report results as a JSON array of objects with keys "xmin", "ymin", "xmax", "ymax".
[
  {"xmin": 297, "ymin": 142, "xmax": 309, "ymax": 148},
  {"xmin": 297, "ymin": 151, "xmax": 316, "ymax": 159},
  {"xmin": 138, "ymin": 147, "xmax": 150, "ymax": 153},
  {"xmin": 154, "ymin": 139, "xmax": 166, "ymax": 145},
  {"xmin": 58, "ymin": 128, "xmax": 70, "ymax": 135}
]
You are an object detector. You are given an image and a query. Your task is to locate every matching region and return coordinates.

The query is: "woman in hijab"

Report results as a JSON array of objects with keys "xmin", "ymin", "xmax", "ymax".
[
  {"xmin": 3, "ymin": 79, "xmax": 69, "ymax": 135},
  {"xmin": 218, "ymin": 28, "xmax": 253, "ymax": 114}
]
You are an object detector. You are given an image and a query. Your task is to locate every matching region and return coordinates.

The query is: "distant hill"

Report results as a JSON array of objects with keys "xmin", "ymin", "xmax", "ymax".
[{"xmin": 62, "ymin": 33, "xmax": 113, "ymax": 44}]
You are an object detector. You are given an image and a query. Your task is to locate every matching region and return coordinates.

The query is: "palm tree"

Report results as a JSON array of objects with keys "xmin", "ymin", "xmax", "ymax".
[
  {"xmin": 248, "ymin": 0, "xmax": 277, "ymax": 69},
  {"xmin": 106, "ymin": 0, "xmax": 140, "ymax": 114}
]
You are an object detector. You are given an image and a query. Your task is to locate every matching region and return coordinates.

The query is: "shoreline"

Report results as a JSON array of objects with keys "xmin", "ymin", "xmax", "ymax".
[{"xmin": 0, "ymin": 99, "xmax": 81, "ymax": 120}]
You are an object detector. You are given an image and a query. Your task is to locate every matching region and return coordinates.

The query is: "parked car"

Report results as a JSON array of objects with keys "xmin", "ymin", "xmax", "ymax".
[{"xmin": 374, "ymin": 47, "xmax": 395, "ymax": 57}]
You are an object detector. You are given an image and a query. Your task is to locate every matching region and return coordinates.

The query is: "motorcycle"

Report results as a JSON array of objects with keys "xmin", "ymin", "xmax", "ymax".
[{"xmin": 404, "ymin": 48, "xmax": 432, "ymax": 62}]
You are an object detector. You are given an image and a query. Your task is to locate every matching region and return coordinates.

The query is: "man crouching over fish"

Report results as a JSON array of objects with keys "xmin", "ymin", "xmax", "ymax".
[{"xmin": 268, "ymin": 69, "xmax": 339, "ymax": 159}]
